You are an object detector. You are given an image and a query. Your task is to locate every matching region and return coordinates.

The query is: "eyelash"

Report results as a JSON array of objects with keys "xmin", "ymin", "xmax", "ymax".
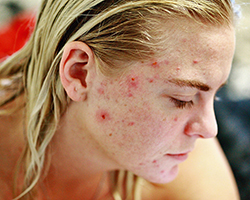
[{"xmin": 170, "ymin": 98, "xmax": 194, "ymax": 109}]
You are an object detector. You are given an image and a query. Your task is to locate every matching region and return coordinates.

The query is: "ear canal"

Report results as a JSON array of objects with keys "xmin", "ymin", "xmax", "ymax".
[{"xmin": 69, "ymin": 63, "xmax": 87, "ymax": 88}]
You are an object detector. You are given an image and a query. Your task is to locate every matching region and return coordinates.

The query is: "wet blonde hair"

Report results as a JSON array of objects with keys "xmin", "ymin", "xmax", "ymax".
[{"xmin": 0, "ymin": 0, "xmax": 235, "ymax": 199}]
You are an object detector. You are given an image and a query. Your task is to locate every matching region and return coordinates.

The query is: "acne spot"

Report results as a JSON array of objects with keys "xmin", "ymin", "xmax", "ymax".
[
  {"xmin": 109, "ymin": 133, "xmax": 113, "ymax": 137},
  {"xmin": 147, "ymin": 78, "xmax": 154, "ymax": 83},
  {"xmin": 164, "ymin": 60, "xmax": 169, "ymax": 65},
  {"xmin": 174, "ymin": 117, "xmax": 178, "ymax": 122},
  {"xmin": 161, "ymin": 170, "xmax": 165, "ymax": 174},
  {"xmin": 151, "ymin": 61, "xmax": 160, "ymax": 68},
  {"xmin": 176, "ymin": 67, "xmax": 181, "ymax": 71},
  {"xmin": 128, "ymin": 93, "xmax": 133, "ymax": 97},
  {"xmin": 96, "ymin": 110, "xmax": 111, "ymax": 122},
  {"xmin": 152, "ymin": 160, "xmax": 157, "ymax": 164},
  {"xmin": 193, "ymin": 60, "xmax": 198, "ymax": 64},
  {"xmin": 97, "ymin": 88, "xmax": 104, "ymax": 95},
  {"xmin": 139, "ymin": 162, "xmax": 144, "ymax": 166},
  {"xmin": 128, "ymin": 122, "xmax": 135, "ymax": 126},
  {"xmin": 182, "ymin": 38, "xmax": 187, "ymax": 43}
]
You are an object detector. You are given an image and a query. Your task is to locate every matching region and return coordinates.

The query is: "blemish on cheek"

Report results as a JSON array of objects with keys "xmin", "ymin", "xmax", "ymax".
[
  {"xmin": 147, "ymin": 78, "xmax": 154, "ymax": 83},
  {"xmin": 176, "ymin": 67, "xmax": 181, "ymax": 71},
  {"xmin": 174, "ymin": 117, "xmax": 178, "ymax": 122},
  {"xmin": 182, "ymin": 38, "xmax": 187, "ymax": 43},
  {"xmin": 139, "ymin": 162, "xmax": 144, "ymax": 166},
  {"xmin": 109, "ymin": 133, "xmax": 113, "ymax": 137},
  {"xmin": 161, "ymin": 170, "xmax": 165, "ymax": 174},
  {"xmin": 96, "ymin": 110, "xmax": 111, "ymax": 122},
  {"xmin": 97, "ymin": 88, "xmax": 104, "ymax": 95},
  {"xmin": 152, "ymin": 160, "xmax": 157, "ymax": 164},
  {"xmin": 128, "ymin": 122, "xmax": 135, "ymax": 126},
  {"xmin": 151, "ymin": 61, "xmax": 160, "ymax": 68},
  {"xmin": 193, "ymin": 60, "xmax": 198, "ymax": 64},
  {"xmin": 162, "ymin": 117, "xmax": 166, "ymax": 121}
]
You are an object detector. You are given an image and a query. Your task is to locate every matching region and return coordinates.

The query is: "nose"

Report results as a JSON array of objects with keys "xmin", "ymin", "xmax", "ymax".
[{"xmin": 184, "ymin": 101, "xmax": 218, "ymax": 138}]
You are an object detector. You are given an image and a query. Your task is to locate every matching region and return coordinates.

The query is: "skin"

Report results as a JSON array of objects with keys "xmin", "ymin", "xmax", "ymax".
[
  {"xmin": 0, "ymin": 19, "xmax": 239, "ymax": 199},
  {"xmin": 61, "ymin": 19, "xmax": 235, "ymax": 182}
]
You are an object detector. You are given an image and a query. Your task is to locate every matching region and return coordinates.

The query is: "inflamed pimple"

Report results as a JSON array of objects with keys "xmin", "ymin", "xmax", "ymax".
[
  {"xmin": 193, "ymin": 60, "xmax": 198, "ymax": 64},
  {"xmin": 97, "ymin": 87, "xmax": 104, "ymax": 95},
  {"xmin": 152, "ymin": 160, "xmax": 157, "ymax": 163},
  {"xmin": 128, "ymin": 122, "xmax": 135, "ymax": 126},
  {"xmin": 96, "ymin": 110, "xmax": 111, "ymax": 122}
]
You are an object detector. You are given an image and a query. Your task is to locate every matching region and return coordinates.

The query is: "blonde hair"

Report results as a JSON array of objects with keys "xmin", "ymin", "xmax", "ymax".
[{"xmin": 0, "ymin": 0, "xmax": 235, "ymax": 199}]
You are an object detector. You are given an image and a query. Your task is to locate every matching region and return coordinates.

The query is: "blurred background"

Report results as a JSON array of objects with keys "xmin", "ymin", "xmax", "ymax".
[{"xmin": 0, "ymin": 0, "xmax": 249, "ymax": 199}]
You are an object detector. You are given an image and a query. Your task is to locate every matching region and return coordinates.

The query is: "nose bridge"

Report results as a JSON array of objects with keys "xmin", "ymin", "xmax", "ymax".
[{"xmin": 185, "ymin": 100, "xmax": 218, "ymax": 138}]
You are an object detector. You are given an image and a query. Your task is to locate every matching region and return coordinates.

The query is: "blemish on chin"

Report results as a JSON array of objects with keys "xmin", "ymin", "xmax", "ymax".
[{"xmin": 96, "ymin": 110, "xmax": 111, "ymax": 122}]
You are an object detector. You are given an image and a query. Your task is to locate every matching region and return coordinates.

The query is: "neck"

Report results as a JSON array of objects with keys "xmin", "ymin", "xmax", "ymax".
[{"xmin": 42, "ymin": 102, "xmax": 117, "ymax": 199}]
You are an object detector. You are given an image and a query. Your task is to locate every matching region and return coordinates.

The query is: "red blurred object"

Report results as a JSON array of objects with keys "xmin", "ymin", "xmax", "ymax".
[{"xmin": 0, "ymin": 11, "xmax": 36, "ymax": 61}]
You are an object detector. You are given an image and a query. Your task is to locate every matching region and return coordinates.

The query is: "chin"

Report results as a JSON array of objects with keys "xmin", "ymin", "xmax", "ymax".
[{"xmin": 136, "ymin": 165, "xmax": 179, "ymax": 184}]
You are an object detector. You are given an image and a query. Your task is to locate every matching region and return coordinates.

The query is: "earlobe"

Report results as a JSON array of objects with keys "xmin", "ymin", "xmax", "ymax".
[{"xmin": 59, "ymin": 41, "xmax": 96, "ymax": 102}]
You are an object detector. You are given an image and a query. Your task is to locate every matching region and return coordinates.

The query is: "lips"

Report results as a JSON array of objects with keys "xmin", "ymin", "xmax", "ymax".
[{"xmin": 165, "ymin": 152, "xmax": 189, "ymax": 161}]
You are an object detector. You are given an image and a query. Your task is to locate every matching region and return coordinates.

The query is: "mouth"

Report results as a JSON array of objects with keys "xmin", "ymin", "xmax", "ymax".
[{"xmin": 165, "ymin": 152, "xmax": 190, "ymax": 161}]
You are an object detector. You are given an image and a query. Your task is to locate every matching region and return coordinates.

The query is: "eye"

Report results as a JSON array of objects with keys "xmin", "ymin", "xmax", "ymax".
[{"xmin": 169, "ymin": 98, "xmax": 194, "ymax": 109}]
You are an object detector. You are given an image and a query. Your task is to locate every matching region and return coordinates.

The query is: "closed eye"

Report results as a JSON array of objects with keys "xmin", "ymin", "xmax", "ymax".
[{"xmin": 169, "ymin": 98, "xmax": 194, "ymax": 109}]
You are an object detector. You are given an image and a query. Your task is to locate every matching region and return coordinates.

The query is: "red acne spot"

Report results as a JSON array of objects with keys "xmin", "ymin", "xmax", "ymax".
[
  {"xmin": 151, "ymin": 61, "xmax": 160, "ymax": 68},
  {"xmin": 96, "ymin": 110, "xmax": 111, "ymax": 122},
  {"xmin": 176, "ymin": 67, "xmax": 180, "ymax": 71},
  {"xmin": 193, "ymin": 60, "xmax": 198, "ymax": 64},
  {"xmin": 109, "ymin": 133, "xmax": 113, "ymax": 137},
  {"xmin": 97, "ymin": 88, "xmax": 104, "ymax": 95},
  {"xmin": 161, "ymin": 170, "xmax": 165, "ymax": 174},
  {"xmin": 128, "ymin": 93, "xmax": 133, "ymax": 97},
  {"xmin": 152, "ymin": 160, "xmax": 157, "ymax": 164},
  {"xmin": 174, "ymin": 117, "xmax": 178, "ymax": 122},
  {"xmin": 139, "ymin": 163, "xmax": 144, "ymax": 166},
  {"xmin": 164, "ymin": 60, "xmax": 169, "ymax": 65},
  {"xmin": 147, "ymin": 78, "xmax": 154, "ymax": 83},
  {"xmin": 128, "ymin": 122, "xmax": 135, "ymax": 126},
  {"xmin": 154, "ymin": 74, "xmax": 160, "ymax": 79}
]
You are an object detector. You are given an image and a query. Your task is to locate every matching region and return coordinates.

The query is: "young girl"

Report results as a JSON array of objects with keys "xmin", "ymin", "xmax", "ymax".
[{"xmin": 0, "ymin": 0, "xmax": 240, "ymax": 199}]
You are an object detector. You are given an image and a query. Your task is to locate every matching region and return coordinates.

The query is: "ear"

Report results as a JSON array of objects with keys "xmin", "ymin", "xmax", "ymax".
[{"xmin": 60, "ymin": 41, "xmax": 96, "ymax": 101}]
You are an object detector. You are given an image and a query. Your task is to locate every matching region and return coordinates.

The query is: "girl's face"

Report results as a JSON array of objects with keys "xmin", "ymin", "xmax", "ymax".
[{"xmin": 82, "ymin": 20, "xmax": 235, "ymax": 183}]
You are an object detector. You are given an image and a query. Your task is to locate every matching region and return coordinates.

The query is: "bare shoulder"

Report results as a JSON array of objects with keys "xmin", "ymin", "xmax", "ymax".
[{"xmin": 141, "ymin": 138, "xmax": 240, "ymax": 200}]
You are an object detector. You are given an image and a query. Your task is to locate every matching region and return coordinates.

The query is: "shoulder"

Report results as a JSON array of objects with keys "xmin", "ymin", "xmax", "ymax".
[{"xmin": 140, "ymin": 138, "xmax": 240, "ymax": 200}]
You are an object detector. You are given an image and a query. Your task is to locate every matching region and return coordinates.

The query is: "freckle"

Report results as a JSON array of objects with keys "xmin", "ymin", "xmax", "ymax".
[
  {"xmin": 153, "ymin": 160, "xmax": 157, "ymax": 163},
  {"xmin": 124, "ymin": 104, "xmax": 127, "ymax": 106},
  {"xmin": 109, "ymin": 133, "xmax": 113, "ymax": 137},
  {"xmin": 163, "ymin": 118, "xmax": 166, "ymax": 121},
  {"xmin": 128, "ymin": 122, "xmax": 135, "ymax": 126},
  {"xmin": 161, "ymin": 170, "xmax": 165, "ymax": 174}
]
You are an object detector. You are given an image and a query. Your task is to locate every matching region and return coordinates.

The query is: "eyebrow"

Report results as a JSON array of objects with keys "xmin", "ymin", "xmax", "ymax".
[{"xmin": 168, "ymin": 78, "xmax": 211, "ymax": 91}]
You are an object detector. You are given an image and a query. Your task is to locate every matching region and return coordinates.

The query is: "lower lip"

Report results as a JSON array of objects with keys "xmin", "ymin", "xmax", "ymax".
[{"xmin": 166, "ymin": 153, "xmax": 189, "ymax": 161}]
